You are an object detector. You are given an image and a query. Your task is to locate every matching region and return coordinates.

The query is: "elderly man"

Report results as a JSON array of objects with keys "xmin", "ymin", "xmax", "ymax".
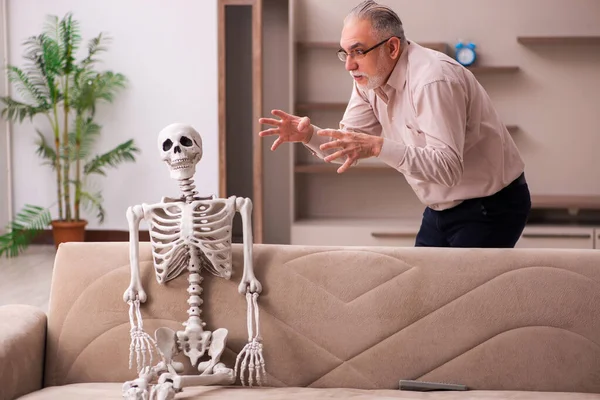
[{"xmin": 258, "ymin": 0, "xmax": 531, "ymax": 248}]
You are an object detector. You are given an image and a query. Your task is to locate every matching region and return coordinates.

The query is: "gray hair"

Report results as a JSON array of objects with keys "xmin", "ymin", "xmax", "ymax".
[{"xmin": 345, "ymin": 0, "xmax": 407, "ymax": 45}]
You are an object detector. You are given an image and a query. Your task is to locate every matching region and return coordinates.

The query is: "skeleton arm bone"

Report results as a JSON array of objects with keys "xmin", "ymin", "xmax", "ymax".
[
  {"xmin": 235, "ymin": 197, "xmax": 261, "ymax": 294},
  {"xmin": 235, "ymin": 292, "xmax": 266, "ymax": 386},
  {"xmin": 124, "ymin": 204, "xmax": 147, "ymax": 303}
]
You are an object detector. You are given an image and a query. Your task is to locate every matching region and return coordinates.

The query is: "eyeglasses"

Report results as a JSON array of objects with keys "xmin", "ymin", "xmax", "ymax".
[{"xmin": 337, "ymin": 37, "xmax": 396, "ymax": 62}]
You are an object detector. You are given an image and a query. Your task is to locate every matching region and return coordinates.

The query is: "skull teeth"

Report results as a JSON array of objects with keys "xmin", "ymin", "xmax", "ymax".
[{"xmin": 170, "ymin": 158, "xmax": 191, "ymax": 169}]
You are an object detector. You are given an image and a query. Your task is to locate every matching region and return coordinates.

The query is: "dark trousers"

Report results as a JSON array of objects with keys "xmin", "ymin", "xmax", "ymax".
[{"xmin": 415, "ymin": 173, "xmax": 531, "ymax": 248}]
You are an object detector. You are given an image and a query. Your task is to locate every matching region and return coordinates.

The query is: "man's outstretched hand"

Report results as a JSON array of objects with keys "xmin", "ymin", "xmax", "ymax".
[
  {"xmin": 259, "ymin": 110, "xmax": 313, "ymax": 151},
  {"xmin": 318, "ymin": 129, "xmax": 384, "ymax": 173}
]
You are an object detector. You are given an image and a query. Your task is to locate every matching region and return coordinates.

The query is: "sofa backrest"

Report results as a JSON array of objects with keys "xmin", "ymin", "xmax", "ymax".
[{"xmin": 44, "ymin": 242, "xmax": 600, "ymax": 393}]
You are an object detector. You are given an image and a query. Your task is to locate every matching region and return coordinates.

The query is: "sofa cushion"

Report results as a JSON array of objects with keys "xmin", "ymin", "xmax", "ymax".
[
  {"xmin": 44, "ymin": 243, "xmax": 600, "ymax": 393},
  {"xmin": 17, "ymin": 383, "xmax": 600, "ymax": 399}
]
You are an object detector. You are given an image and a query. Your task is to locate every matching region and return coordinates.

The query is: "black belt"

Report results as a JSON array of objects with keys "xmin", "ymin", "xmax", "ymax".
[{"xmin": 505, "ymin": 172, "xmax": 526, "ymax": 190}]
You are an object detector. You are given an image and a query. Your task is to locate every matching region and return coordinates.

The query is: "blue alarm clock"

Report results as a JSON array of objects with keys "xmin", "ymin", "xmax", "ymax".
[{"xmin": 455, "ymin": 41, "xmax": 476, "ymax": 67}]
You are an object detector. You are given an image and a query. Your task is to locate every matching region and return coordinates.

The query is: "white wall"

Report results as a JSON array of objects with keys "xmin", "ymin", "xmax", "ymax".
[
  {"xmin": 0, "ymin": 0, "xmax": 9, "ymax": 234},
  {"xmin": 6, "ymin": 0, "xmax": 219, "ymax": 230}
]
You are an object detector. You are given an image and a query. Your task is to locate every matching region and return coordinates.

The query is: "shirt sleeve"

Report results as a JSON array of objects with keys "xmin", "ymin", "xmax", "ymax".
[
  {"xmin": 377, "ymin": 78, "xmax": 466, "ymax": 187},
  {"xmin": 303, "ymin": 82, "xmax": 382, "ymax": 162}
]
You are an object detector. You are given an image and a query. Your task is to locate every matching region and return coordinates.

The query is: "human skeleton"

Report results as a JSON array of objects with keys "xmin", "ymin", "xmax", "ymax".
[{"xmin": 121, "ymin": 123, "xmax": 265, "ymax": 399}]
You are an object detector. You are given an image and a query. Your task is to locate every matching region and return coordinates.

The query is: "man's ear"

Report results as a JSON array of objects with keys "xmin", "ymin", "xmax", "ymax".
[{"xmin": 389, "ymin": 37, "xmax": 402, "ymax": 59}]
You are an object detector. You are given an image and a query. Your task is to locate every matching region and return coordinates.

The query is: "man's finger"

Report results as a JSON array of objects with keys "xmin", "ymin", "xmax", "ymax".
[
  {"xmin": 259, "ymin": 128, "xmax": 279, "ymax": 137},
  {"xmin": 271, "ymin": 137, "xmax": 284, "ymax": 151},
  {"xmin": 337, "ymin": 157, "xmax": 354, "ymax": 174},
  {"xmin": 319, "ymin": 139, "xmax": 342, "ymax": 151},
  {"xmin": 317, "ymin": 129, "xmax": 345, "ymax": 139},
  {"xmin": 324, "ymin": 149, "xmax": 346, "ymax": 163},
  {"xmin": 258, "ymin": 117, "xmax": 281, "ymax": 127},
  {"xmin": 297, "ymin": 116, "xmax": 310, "ymax": 131},
  {"xmin": 271, "ymin": 109, "xmax": 293, "ymax": 120}
]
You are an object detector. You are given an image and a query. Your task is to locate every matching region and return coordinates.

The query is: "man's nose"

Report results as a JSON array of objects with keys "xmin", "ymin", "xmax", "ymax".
[{"xmin": 345, "ymin": 57, "xmax": 357, "ymax": 71}]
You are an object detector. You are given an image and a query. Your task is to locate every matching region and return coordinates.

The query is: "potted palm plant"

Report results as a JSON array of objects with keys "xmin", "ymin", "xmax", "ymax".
[{"xmin": 0, "ymin": 12, "xmax": 140, "ymax": 257}]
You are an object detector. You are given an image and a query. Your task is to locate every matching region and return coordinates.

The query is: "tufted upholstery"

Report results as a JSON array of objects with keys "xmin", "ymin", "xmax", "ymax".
[{"xmin": 4, "ymin": 242, "xmax": 600, "ymax": 399}]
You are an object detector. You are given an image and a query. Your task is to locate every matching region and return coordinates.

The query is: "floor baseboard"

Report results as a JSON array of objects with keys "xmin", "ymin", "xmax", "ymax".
[
  {"xmin": 32, "ymin": 229, "xmax": 150, "ymax": 244},
  {"xmin": 32, "ymin": 230, "xmax": 244, "ymax": 244}
]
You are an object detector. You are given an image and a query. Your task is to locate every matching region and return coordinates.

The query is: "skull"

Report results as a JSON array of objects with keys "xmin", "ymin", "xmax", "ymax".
[{"xmin": 158, "ymin": 123, "xmax": 203, "ymax": 181}]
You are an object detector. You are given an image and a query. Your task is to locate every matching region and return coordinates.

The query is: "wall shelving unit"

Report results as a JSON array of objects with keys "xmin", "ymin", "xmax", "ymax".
[{"xmin": 516, "ymin": 36, "xmax": 600, "ymax": 46}]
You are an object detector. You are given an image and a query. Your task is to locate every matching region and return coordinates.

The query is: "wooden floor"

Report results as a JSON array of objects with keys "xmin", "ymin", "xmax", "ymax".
[{"xmin": 0, "ymin": 245, "xmax": 56, "ymax": 313}]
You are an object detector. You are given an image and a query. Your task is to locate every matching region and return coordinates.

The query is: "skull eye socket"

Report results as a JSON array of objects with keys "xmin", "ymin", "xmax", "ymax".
[
  {"xmin": 162, "ymin": 139, "xmax": 173, "ymax": 151},
  {"xmin": 180, "ymin": 136, "xmax": 193, "ymax": 147}
]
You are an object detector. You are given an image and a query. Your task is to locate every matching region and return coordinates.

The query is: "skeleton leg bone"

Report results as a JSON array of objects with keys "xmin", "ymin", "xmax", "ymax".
[
  {"xmin": 149, "ymin": 381, "xmax": 179, "ymax": 400},
  {"xmin": 158, "ymin": 369, "xmax": 235, "ymax": 391}
]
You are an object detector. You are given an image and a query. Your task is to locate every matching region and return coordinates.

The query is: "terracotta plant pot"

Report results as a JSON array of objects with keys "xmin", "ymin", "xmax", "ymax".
[{"xmin": 51, "ymin": 219, "xmax": 88, "ymax": 249}]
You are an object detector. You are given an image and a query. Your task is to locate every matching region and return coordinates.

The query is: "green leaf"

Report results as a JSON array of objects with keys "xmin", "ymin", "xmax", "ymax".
[
  {"xmin": 69, "ymin": 119, "xmax": 101, "ymax": 160},
  {"xmin": 5, "ymin": 65, "xmax": 49, "ymax": 109},
  {"xmin": 80, "ymin": 33, "xmax": 111, "ymax": 68},
  {"xmin": 71, "ymin": 70, "xmax": 126, "ymax": 117},
  {"xmin": 0, "ymin": 204, "xmax": 52, "ymax": 258},
  {"xmin": 94, "ymin": 71, "xmax": 127, "ymax": 104},
  {"xmin": 22, "ymin": 34, "xmax": 58, "ymax": 102},
  {"xmin": 0, "ymin": 96, "xmax": 46, "ymax": 123},
  {"xmin": 80, "ymin": 190, "xmax": 105, "ymax": 224},
  {"xmin": 84, "ymin": 139, "xmax": 140, "ymax": 176},
  {"xmin": 35, "ymin": 129, "xmax": 57, "ymax": 168},
  {"xmin": 59, "ymin": 13, "xmax": 81, "ymax": 74}
]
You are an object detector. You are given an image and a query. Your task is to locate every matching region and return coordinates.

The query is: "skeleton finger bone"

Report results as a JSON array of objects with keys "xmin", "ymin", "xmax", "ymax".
[{"xmin": 235, "ymin": 339, "xmax": 265, "ymax": 387}]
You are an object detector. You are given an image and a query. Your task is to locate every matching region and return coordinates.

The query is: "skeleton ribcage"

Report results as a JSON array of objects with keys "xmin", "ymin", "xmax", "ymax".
[{"xmin": 145, "ymin": 198, "xmax": 235, "ymax": 283}]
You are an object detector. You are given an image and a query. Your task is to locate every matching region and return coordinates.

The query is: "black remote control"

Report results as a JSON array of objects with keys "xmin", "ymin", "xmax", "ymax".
[{"xmin": 399, "ymin": 379, "xmax": 468, "ymax": 392}]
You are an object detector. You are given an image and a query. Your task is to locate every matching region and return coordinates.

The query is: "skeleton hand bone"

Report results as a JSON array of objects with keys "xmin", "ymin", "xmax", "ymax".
[
  {"xmin": 127, "ymin": 299, "xmax": 159, "ymax": 373},
  {"xmin": 234, "ymin": 292, "xmax": 266, "ymax": 386},
  {"xmin": 235, "ymin": 337, "xmax": 266, "ymax": 387}
]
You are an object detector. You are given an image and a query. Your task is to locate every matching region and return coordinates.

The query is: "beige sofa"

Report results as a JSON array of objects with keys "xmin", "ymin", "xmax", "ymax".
[{"xmin": 2, "ymin": 242, "xmax": 600, "ymax": 399}]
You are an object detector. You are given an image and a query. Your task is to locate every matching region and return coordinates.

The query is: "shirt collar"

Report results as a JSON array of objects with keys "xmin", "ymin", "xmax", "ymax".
[{"xmin": 385, "ymin": 39, "xmax": 410, "ymax": 92}]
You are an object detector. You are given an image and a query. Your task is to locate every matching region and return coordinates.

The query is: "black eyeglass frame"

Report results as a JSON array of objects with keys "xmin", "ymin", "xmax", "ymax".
[{"xmin": 337, "ymin": 36, "xmax": 398, "ymax": 62}]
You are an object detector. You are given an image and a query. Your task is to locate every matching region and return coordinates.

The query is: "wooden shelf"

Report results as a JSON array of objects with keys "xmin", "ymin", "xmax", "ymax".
[
  {"xmin": 468, "ymin": 66, "xmax": 520, "ymax": 74},
  {"xmin": 297, "ymin": 41, "xmax": 449, "ymax": 54},
  {"xmin": 531, "ymin": 195, "xmax": 600, "ymax": 210},
  {"xmin": 517, "ymin": 36, "xmax": 600, "ymax": 46}
]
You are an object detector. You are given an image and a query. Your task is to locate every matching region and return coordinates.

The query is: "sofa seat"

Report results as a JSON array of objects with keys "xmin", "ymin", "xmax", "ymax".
[
  {"xmin": 17, "ymin": 384, "xmax": 600, "ymax": 400},
  {"xmin": 4, "ymin": 243, "xmax": 600, "ymax": 400}
]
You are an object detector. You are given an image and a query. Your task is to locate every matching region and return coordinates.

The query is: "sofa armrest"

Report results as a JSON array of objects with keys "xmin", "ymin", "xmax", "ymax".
[{"xmin": 0, "ymin": 304, "xmax": 47, "ymax": 400}]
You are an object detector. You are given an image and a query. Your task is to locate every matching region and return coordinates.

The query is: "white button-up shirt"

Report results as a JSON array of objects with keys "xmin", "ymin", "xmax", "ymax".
[{"xmin": 306, "ymin": 40, "xmax": 525, "ymax": 210}]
